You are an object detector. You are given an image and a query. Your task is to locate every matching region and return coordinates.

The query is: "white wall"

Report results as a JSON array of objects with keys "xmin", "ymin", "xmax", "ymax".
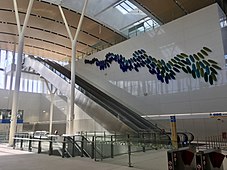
[
  {"xmin": 0, "ymin": 89, "xmax": 66, "ymax": 124},
  {"xmin": 0, "ymin": 88, "xmax": 106, "ymax": 133},
  {"xmin": 76, "ymin": 4, "xmax": 227, "ymax": 117},
  {"xmin": 0, "ymin": 89, "xmax": 41, "ymax": 122}
]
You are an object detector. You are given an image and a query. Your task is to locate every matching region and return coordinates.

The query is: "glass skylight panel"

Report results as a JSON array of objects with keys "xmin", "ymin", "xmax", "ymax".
[
  {"xmin": 121, "ymin": 3, "xmax": 133, "ymax": 12},
  {"xmin": 125, "ymin": 0, "xmax": 137, "ymax": 10},
  {"xmin": 115, "ymin": 5, "xmax": 128, "ymax": 14},
  {"xmin": 115, "ymin": 0, "xmax": 139, "ymax": 14},
  {"xmin": 144, "ymin": 22, "xmax": 151, "ymax": 28},
  {"xmin": 146, "ymin": 19, "xmax": 154, "ymax": 26}
]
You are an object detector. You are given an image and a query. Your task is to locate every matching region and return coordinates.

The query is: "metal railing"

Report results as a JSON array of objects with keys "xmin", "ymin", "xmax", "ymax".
[{"xmin": 12, "ymin": 132, "xmax": 171, "ymax": 166}]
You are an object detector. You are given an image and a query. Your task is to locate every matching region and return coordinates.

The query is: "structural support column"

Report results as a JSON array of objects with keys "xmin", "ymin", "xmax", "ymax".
[
  {"xmin": 45, "ymin": 80, "xmax": 57, "ymax": 135},
  {"xmin": 49, "ymin": 93, "xmax": 55, "ymax": 134},
  {"xmin": 10, "ymin": 44, "xmax": 16, "ymax": 91},
  {"xmin": 59, "ymin": 0, "xmax": 88, "ymax": 134},
  {"xmin": 9, "ymin": 0, "xmax": 34, "ymax": 146}
]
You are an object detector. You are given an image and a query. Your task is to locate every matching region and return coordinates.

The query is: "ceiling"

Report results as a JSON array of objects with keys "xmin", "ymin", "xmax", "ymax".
[
  {"xmin": 0, "ymin": 0, "xmax": 218, "ymax": 61},
  {"xmin": 135, "ymin": 0, "xmax": 215, "ymax": 23}
]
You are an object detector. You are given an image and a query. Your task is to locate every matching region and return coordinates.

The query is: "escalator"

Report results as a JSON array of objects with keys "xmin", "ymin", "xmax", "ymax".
[{"xmin": 24, "ymin": 56, "xmax": 164, "ymax": 135}]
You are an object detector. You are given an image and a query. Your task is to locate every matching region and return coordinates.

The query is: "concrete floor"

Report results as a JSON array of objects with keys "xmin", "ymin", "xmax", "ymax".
[{"xmin": 0, "ymin": 143, "xmax": 167, "ymax": 170}]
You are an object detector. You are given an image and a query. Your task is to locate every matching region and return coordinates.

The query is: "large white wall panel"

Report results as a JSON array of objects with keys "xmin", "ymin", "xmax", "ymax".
[
  {"xmin": 76, "ymin": 4, "xmax": 227, "ymax": 116},
  {"xmin": 0, "ymin": 89, "xmax": 41, "ymax": 122}
]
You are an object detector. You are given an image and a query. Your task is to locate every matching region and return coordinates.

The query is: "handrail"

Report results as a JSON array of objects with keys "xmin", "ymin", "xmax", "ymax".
[{"xmin": 65, "ymin": 136, "xmax": 90, "ymax": 158}]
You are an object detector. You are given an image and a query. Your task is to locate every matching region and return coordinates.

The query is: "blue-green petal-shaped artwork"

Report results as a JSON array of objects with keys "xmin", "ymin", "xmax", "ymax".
[
  {"xmin": 210, "ymin": 67, "xmax": 218, "ymax": 74},
  {"xmin": 161, "ymin": 71, "xmax": 165, "ymax": 77},
  {"xmin": 202, "ymin": 60, "xmax": 210, "ymax": 66},
  {"xmin": 178, "ymin": 62, "xmax": 185, "ymax": 67},
  {"xmin": 201, "ymin": 49, "xmax": 208, "ymax": 56},
  {"xmin": 196, "ymin": 62, "xmax": 200, "ymax": 70},
  {"xmin": 174, "ymin": 64, "xmax": 181, "ymax": 69},
  {"xmin": 181, "ymin": 60, "xmax": 189, "ymax": 65},
  {"xmin": 189, "ymin": 55, "xmax": 195, "ymax": 62},
  {"xmin": 191, "ymin": 70, "xmax": 196, "ymax": 79},
  {"xmin": 174, "ymin": 56, "xmax": 181, "ymax": 62},
  {"xmin": 192, "ymin": 63, "xmax": 196, "ymax": 71},
  {"xmin": 138, "ymin": 50, "xmax": 143, "ymax": 54},
  {"xmin": 165, "ymin": 76, "xmax": 169, "ymax": 84},
  {"xmin": 168, "ymin": 61, "xmax": 174, "ymax": 66},
  {"xmin": 197, "ymin": 52, "xmax": 204, "ymax": 59},
  {"xmin": 205, "ymin": 66, "xmax": 210, "ymax": 75},
  {"xmin": 171, "ymin": 58, "xmax": 177, "ymax": 63},
  {"xmin": 199, "ymin": 61, "xmax": 206, "ymax": 68},
  {"xmin": 85, "ymin": 47, "xmax": 219, "ymax": 85},
  {"xmin": 153, "ymin": 58, "xmax": 157, "ymax": 63},
  {"xmin": 166, "ymin": 63, "xmax": 172, "ymax": 69},
  {"xmin": 169, "ymin": 72, "xmax": 176, "ymax": 79},
  {"xmin": 196, "ymin": 69, "xmax": 200, "ymax": 78},
  {"xmin": 156, "ymin": 67, "xmax": 160, "ymax": 74},
  {"xmin": 186, "ymin": 66, "xmax": 192, "ymax": 74},
  {"xmin": 161, "ymin": 59, "xmax": 166, "ymax": 65},
  {"xmin": 208, "ymin": 59, "xmax": 218, "ymax": 65},
  {"xmin": 170, "ymin": 70, "xmax": 176, "ymax": 75},
  {"xmin": 141, "ymin": 49, "xmax": 146, "ymax": 53},
  {"xmin": 149, "ymin": 69, "xmax": 154, "ymax": 75},
  {"xmin": 157, "ymin": 60, "xmax": 162, "ymax": 66},
  {"xmin": 209, "ymin": 75, "xmax": 213, "ymax": 85},
  {"xmin": 161, "ymin": 66, "xmax": 166, "ymax": 73},
  {"xmin": 157, "ymin": 64, "xmax": 162, "ymax": 69},
  {"xmin": 203, "ymin": 47, "xmax": 212, "ymax": 52},
  {"xmin": 135, "ymin": 51, "xmax": 139, "ymax": 55},
  {"xmin": 211, "ymin": 64, "xmax": 222, "ymax": 70},
  {"xmin": 182, "ymin": 67, "xmax": 188, "ymax": 74},
  {"xmin": 173, "ymin": 67, "xmax": 180, "ymax": 73},
  {"xmin": 180, "ymin": 53, "xmax": 188, "ymax": 58},
  {"xmin": 177, "ymin": 54, "xmax": 184, "ymax": 59},
  {"xmin": 152, "ymin": 62, "xmax": 157, "ymax": 67},
  {"xmin": 193, "ymin": 54, "xmax": 200, "ymax": 61},
  {"xmin": 204, "ymin": 72, "xmax": 208, "ymax": 82},
  {"xmin": 211, "ymin": 73, "xmax": 217, "ymax": 81},
  {"xmin": 150, "ymin": 63, "xmax": 155, "ymax": 68},
  {"xmin": 165, "ymin": 65, "xmax": 170, "ymax": 72},
  {"xmin": 200, "ymin": 68, "xmax": 204, "ymax": 77},
  {"xmin": 186, "ymin": 58, "xmax": 191, "ymax": 65}
]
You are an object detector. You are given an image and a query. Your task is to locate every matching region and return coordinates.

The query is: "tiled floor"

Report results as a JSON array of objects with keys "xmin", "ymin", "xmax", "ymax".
[{"xmin": 0, "ymin": 143, "xmax": 167, "ymax": 170}]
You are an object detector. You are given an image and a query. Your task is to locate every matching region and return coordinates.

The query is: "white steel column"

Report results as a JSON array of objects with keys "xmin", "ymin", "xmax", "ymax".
[
  {"xmin": 49, "ymin": 93, "xmax": 54, "ymax": 134},
  {"xmin": 44, "ymin": 80, "xmax": 57, "ymax": 135},
  {"xmin": 59, "ymin": 0, "xmax": 88, "ymax": 134},
  {"xmin": 9, "ymin": 0, "xmax": 34, "ymax": 146},
  {"xmin": 49, "ymin": 89, "xmax": 57, "ymax": 135},
  {"xmin": 10, "ymin": 44, "xmax": 16, "ymax": 91}
]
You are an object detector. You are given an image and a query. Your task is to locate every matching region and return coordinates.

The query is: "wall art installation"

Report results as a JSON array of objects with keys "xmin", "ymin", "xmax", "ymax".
[{"xmin": 84, "ymin": 47, "xmax": 221, "ymax": 85}]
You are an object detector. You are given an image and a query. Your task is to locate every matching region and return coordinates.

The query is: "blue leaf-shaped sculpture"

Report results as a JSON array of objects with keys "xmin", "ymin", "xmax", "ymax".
[{"xmin": 84, "ymin": 47, "xmax": 220, "ymax": 85}]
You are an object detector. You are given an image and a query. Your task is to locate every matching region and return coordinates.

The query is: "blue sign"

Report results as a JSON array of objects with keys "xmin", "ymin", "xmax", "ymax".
[
  {"xmin": 0, "ymin": 119, "xmax": 23, "ymax": 124},
  {"xmin": 170, "ymin": 116, "xmax": 176, "ymax": 122}
]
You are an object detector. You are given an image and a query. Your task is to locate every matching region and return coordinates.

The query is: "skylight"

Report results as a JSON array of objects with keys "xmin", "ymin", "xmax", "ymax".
[{"xmin": 115, "ymin": 0, "xmax": 140, "ymax": 14}]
